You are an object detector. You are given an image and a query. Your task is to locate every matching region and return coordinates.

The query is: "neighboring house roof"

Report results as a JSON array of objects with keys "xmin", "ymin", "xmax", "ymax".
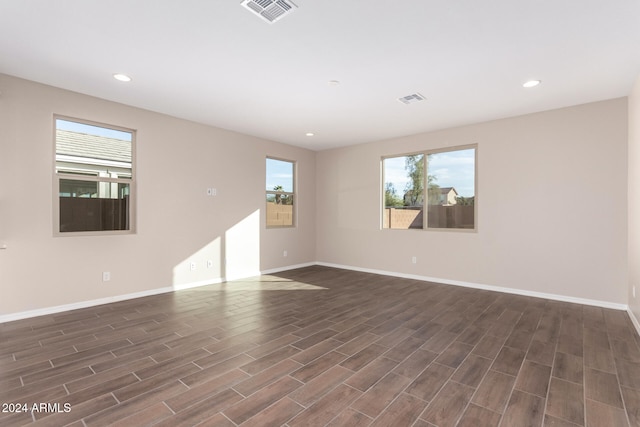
[
  {"xmin": 439, "ymin": 187, "xmax": 458, "ymax": 195},
  {"xmin": 56, "ymin": 129, "xmax": 131, "ymax": 163}
]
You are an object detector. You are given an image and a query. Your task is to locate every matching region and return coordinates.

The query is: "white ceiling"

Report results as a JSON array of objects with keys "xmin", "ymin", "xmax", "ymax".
[{"xmin": 1, "ymin": 0, "xmax": 639, "ymax": 151}]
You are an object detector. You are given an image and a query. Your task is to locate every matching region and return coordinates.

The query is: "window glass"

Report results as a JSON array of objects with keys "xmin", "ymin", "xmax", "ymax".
[
  {"xmin": 426, "ymin": 148, "xmax": 475, "ymax": 229},
  {"xmin": 56, "ymin": 119, "xmax": 132, "ymax": 178},
  {"xmin": 266, "ymin": 157, "xmax": 295, "ymax": 227},
  {"xmin": 383, "ymin": 146, "xmax": 476, "ymax": 230},
  {"xmin": 383, "ymin": 154, "xmax": 425, "ymax": 229},
  {"xmin": 59, "ymin": 179, "xmax": 131, "ymax": 232},
  {"xmin": 54, "ymin": 117, "xmax": 134, "ymax": 234}
]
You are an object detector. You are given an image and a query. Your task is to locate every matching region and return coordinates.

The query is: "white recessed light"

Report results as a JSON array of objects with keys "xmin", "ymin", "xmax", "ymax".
[
  {"xmin": 328, "ymin": 80, "xmax": 340, "ymax": 86},
  {"xmin": 523, "ymin": 80, "xmax": 541, "ymax": 88},
  {"xmin": 306, "ymin": 132, "xmax": 314, "ymax": 137},
  {"xmin": 113, "ymin": 73, "xmax": 132, "ymax": 82}
]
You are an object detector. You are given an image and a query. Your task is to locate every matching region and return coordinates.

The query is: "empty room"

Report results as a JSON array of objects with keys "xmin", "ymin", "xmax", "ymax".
[{"xmin": 2, "ymin": 1, "xmax": 640, "ymax": 426}]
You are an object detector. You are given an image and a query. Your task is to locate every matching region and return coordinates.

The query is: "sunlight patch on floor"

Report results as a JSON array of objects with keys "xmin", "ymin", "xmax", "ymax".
[{"xmin": 195, "ymin": 275, "xmax": 327, "ymax": 291}]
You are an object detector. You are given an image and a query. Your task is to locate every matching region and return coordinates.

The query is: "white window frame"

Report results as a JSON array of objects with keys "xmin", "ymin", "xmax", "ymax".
[
  {"xmin": 266, "ymin": 156, "xmax": 296, "ymax": 228},
  {"xmin": 381, "ymin": 144, "xmax": 477, "ymax": 232},
  {"xmin": 53, "ymin": 115, "xmax": 136, "ymax": 236}
]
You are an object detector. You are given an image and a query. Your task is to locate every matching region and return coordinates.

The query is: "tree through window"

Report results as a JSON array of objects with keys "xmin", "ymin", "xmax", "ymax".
[
  {"xmin": 266, "ymin": 157, "xmax": 295, "ymax": 227},
  {"xmin": 382, "ymin": 146, "xmax": 476, "ymax": 230}
]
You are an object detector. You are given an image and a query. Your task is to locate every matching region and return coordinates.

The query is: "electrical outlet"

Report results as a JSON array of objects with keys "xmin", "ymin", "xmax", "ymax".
[
  {"xmin": 412, "ymin": 256, "xmax": 417, "ymax": 264},
  {"xmin": 207, "ymin": 260, "xmax": 213, "ymax": 268},
  {"xmin": 283, "ymin": 250, "xmax": 288, "ymax": 257},
  {"xmin": 190, "ymin": 262, "xmax": 197, "ymax": 271},
  {"xmin": 102, "ymin": 272, "xmax": 111, "ymax": 282}
]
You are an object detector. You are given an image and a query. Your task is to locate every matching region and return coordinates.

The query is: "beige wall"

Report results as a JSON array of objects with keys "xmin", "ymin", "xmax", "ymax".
[
  {"xmin": 316, "ymin": 99, "xmax": 629, "ymax": 305},
  {"xmin": 629, "ymin": 75, "xmax": 640, "ymax": 321},
  {"xmin": 0, "ymin": 74, "xmax": 316, "ymax": 318},
  {"xmin": 0, "ymin": 72, "xmax": 633, "ymax": 320}
]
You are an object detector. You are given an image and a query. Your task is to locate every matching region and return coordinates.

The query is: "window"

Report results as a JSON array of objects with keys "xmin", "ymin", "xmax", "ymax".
[
  {"xmin": 54, "ymin": 116, "xmax": 135, "ymax": 234},
  {"xmin": 383, "ymin": 145, "xmax": 476, "ymax": 230},
  {"xmin": 266, "ymin": 157, "xmax": 295, "ymax": 227}
]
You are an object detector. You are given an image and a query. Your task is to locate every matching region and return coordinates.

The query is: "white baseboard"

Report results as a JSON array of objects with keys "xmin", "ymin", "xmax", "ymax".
[
  {"xmin": 628, "ymin": 308, "xmax": 640, "ymax": 337},
  {"xmin": 0, "ymin": 286, "xmax": 175, "ymax": 324},
  {"xmin": 261, "ymin": 262, "xmax": 316, "ymax": 276},
  {"xmin": 316, "ymin": 262, "xmax": 629, "ymax": 311},
  {"xmin": 171, "ymin": 277, "xmax": 225, "ymax": 291},
  {"xmin": 0, "ymin": 263, "xmax": 314, "ymax": 324},
  {"xmin": 1, "ymin": 261, "xmax": 632, "ymax": 324}
]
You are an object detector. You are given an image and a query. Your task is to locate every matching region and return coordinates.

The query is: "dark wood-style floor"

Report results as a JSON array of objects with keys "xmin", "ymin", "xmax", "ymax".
[{"xmin": 2, "ymin": 265, "xmax": 640, "ymax": 426}]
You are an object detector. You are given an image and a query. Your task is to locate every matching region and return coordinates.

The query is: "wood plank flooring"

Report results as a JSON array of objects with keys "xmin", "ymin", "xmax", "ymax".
[{"xmin": 1, "ymin": 265, "xmax": 640, "ymax": 426}]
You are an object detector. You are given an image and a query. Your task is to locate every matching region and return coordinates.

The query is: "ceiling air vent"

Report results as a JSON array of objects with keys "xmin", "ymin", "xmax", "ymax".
[
  {"xmin": 241, "ymin": 0, "xmax": 297, "ymax": 24},
  {"xmin": 398, "ymin": 93, "xmax": 426, "ymax": 105}
]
